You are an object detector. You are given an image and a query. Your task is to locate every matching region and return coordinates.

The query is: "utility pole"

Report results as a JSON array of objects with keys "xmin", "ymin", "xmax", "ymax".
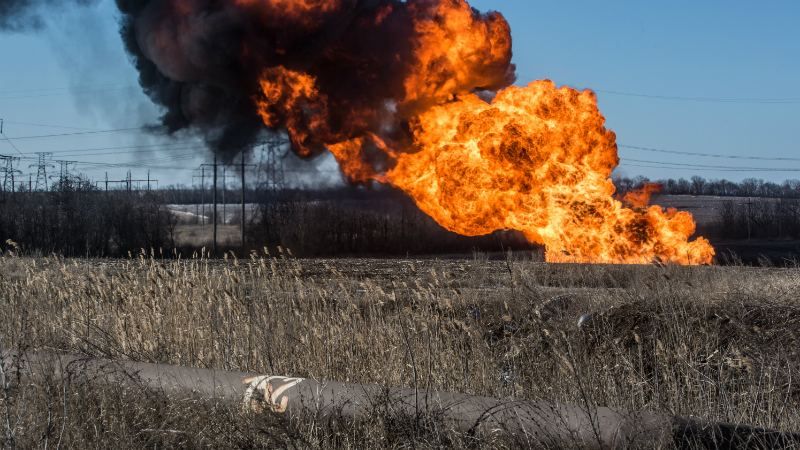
[
  {"xmin": 201, "ymin": 166, "xmax": 205, "ymax": 225},
  {"xmin": 241, "ymin": 155, "xmax": 246, "ymax": 247},
  {"xmin": 192, "ymin": 167, "xmax": 207, "ymax": 225},
  {"xmin": 239, "ymin": 153, "xmax": 256, "ymax": 248},
  {"xmin": 201, "ymin": 158, "xmax": 226, "ymax": 255},
  {"xmin": 213, "ymin": 155, "xmax": 218, "ymax": 255},
  {"xmin": 99, "ymin": 178, "xmax": 137, "ymax": 191},
  {"xmin": 140, "ymin": 171, "xmax": 158, "ymax": 192},
  {"xmin": 192, "ymin": 169, "xmax": 204, "ymax": 226},
  {"xmin": 222, "ymin": 166, "xmax": 227, "ymax": 227},
  {"xmin": 130, "ymin": 176, "xmax": 155, "ymax": 192}
]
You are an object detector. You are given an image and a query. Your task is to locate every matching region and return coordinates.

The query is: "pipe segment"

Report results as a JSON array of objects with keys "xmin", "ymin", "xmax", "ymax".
[{"xmin": 2, "ymin": 349, "xmax": 797, "ymax": 448}]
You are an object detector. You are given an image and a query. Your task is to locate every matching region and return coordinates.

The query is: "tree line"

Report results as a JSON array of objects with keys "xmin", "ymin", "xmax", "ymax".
[
  {"xmin": 246, "ymin": 189, "xmax": 535, "ymax": 256},
  {"xmin": 5, "ymin": 173, "xmax": 800, "ymax": 259},
  {"xmin": 615, "ymin": 176, "xmax": 800, "ymax": 198},
  {"xmin": 0, "ymin": 176, "xmax": 176, "ymax": 256}
]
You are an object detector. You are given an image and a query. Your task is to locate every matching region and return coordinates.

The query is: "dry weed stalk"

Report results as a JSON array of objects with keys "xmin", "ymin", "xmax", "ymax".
[{"xmin": 0, "ymin": 251, "xmax": 798, "ymax": 447}]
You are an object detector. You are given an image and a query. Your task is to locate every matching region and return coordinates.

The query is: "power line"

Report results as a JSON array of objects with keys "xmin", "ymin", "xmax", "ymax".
[
  {"xmin": 8, "ymin": 117, "xmax": 800, "ymax": 176},
  {"xmin": 0, "ymin": 120, "xmax": 25, "ymax": 157},
  {"xmin": 0, "ymin": 120, "xmax": 95, "ymax": 131},
  {"xmin": 73, "ymin": 153, "xmax": 200, "ymax": 171},
  {"xmin": 0, "ymin": 121, "xmax": 202, "ymax": 156},
  {"xmin": 620, "ymin": 144, "xmax": 800, "ymax": 162},
  {"xmin": 81, "ymin": 153, "xmax": 199, "ymax": 167},
  {"xmin": 14, "ymin": 141, "xmax": 204, "ymax": 155},
  {"xmin": 617, "ymin": 163, "xmax": 800, "ymax": 174},
  {"xmin": 78, "ymin": 164, "xmax": 194, "ymax": 171},
  {"xmin": 2, "ymin": 151, "xmax": 201, "ymax": 172},
  {"xmin": 596, "ymin": 89, "xmax": 800, "ymax": 104},
  {"xmin": 0, "ymin": 83, "xmax": 132, "ymax": 95},
  {"xmin": 1, "ymin": 137, "xmax": 24, "ymax": 156},
  {"xmin": 8, "ymin": 126, "xmax": 152, "ymax": 140},
  {"xmin": 79, "ymin": 152, "xmax": 198, "ymax": 164},
  {"xmin": 0, "ymin": 85, "xmax": 138, "ymax": 101},
  {"xmin": 620, "ymin": 158, "xmax": 800, "ymax": 172},
  {"xmin": 44, "ymin": 146, "xmax": 205, "ymax": 159}
]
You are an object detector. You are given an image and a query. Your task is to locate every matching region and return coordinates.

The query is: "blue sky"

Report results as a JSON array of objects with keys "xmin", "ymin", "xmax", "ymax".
[{"xmin": 1, "ymin": 0, "xmax": 799, "ymax": 186}]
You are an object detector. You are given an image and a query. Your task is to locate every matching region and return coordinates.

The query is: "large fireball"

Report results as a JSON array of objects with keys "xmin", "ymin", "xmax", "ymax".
[{"xmin": 386, "ymin": 81, "xmax": 714, "ymax": 264}]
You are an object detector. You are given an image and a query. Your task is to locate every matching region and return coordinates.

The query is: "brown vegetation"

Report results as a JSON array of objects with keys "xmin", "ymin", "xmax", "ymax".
[
  {"xmin": 250, "ymin": 196, "xmax": 535, "ymax": 257},
  {"xmin": 1, "ymin": 252, "xmax": 799, "ymax": 447},
  {"xmin": 0, "ymin": 181, "xmax": 175, "ymax": 257}
]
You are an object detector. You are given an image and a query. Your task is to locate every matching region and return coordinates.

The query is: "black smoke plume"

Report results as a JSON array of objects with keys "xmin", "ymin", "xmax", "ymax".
[{"xmin": 115, "ymin": 0, "xmax": 515, "ymax": 163}]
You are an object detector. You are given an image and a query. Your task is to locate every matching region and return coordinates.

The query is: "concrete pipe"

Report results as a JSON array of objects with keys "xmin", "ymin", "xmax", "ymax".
[{"xmin": 2, "ymin": 349, "xmax": 798, "ymax": 449}]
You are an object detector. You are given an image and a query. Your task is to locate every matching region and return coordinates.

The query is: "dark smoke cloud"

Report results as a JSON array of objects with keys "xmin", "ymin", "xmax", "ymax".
[
  {"xmin": 116, "ymin": 0, "xmax": 515, "ymax": 163},
  {"xmin": 0, "ymin": 0, "xmax": 97, "ymax": 31}
]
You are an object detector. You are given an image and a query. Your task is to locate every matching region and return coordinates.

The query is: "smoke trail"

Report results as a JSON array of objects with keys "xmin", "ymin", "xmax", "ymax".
[{"xmin": 0, "ymin": 0, "xmax": 97, "ymax": 31}]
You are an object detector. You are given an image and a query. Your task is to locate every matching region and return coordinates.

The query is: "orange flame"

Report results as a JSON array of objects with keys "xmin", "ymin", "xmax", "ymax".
[
  {"xmin": 326, "ymin": 81, "xmax": 714, "ymax": 265},
  {"xmin": 249, "ymin": 2, "xmax": 714, "ymax": 265},
  {"xmin": 623, "ymin": 183, "xmax": 662, "ymax": 208},
  {"xmin": 401, "ymin": 0, "xmax": 513, "ymax": 107},
  {"xmin": 387, "ymin": 81, "xmax": 713, "ymax": 264},
  {"xmin": 255, "ymin": 67, "xmax": 328, "ymax": 157}
]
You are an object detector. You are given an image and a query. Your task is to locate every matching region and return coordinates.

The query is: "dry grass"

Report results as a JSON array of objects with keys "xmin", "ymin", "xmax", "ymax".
[
  {"xmin": 173, "ymin": 224, "xmax": 243, "ymax": 248},
  {"xmin": 1, "ymin": 251, "xmax": 799, "ymax": 448}
]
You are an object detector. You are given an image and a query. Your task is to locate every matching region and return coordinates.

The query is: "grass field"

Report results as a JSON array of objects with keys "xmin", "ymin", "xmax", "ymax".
[
  {"xmin": 1, "ymin": 252, "xmax": 799, "ymax": 448},
  {"xmin": 173, "ymin": 224, "xmax": 244, "ymax": 247}
]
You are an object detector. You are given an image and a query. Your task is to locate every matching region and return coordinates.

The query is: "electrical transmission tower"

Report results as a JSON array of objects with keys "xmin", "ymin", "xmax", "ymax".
[
  {"xmin": 54, "ymin": 160, "xmax": 77, "ymax": 191},
  {"xmin": 30, "ymin": 152, "xmax": 54, "ymax": 191},
  {"xmin": 1, "ymin": 155, "xmax": 22, "ymax": 193},
  {"xmin": 260, "ymin": 136, "xmax": 289, "ymax": 192}
]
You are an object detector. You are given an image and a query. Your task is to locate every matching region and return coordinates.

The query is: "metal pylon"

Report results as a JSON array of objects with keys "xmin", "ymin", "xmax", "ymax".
[
  {"xmin": 1, "ymin": 156, "xmax": 21, "ymax": 193},
  {"xmin": 30, "ymin": 152, "xmax": 54, "ymax": 191},
  {"xmin": 260, "ymin": 136, "xmax": 289, "ymax": 192}
]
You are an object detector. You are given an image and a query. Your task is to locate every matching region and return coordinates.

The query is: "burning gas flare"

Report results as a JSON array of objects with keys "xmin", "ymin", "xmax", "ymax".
[
  {"xmin": 118, "ymin": 0, "xmax": 714, "ymax": 264},
  {"xmin": 386, "ymin": 82, "xmax": 714, "ymax": 264},
  {"xmin": 329, "ymin": 81, "xmax": 714, "ymax": 264}
]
